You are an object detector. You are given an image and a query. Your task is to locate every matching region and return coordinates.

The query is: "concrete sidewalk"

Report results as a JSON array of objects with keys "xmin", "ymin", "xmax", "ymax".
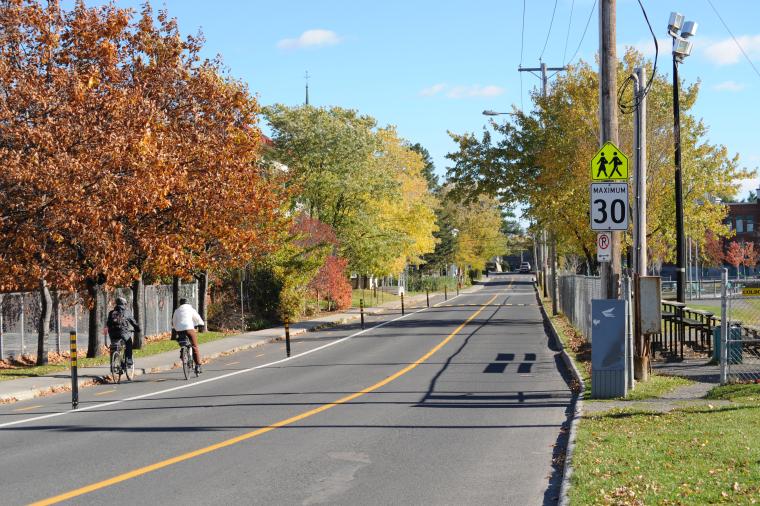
[{"xmin": 0, "ymin": 284, "xmax": 483, "ymax": 403}]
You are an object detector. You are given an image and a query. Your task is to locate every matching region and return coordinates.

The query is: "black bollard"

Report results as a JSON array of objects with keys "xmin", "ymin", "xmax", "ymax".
[
  {"xmin": 401, "ymin": 293, "xmax": 405, "ymax": 315},
  {"xmin": 360, "ymin": 298, "xmax": 365, "ymax": 330},
  {"xmin": 70, "ymin": 331, "xmax": 79, "ymax": 409},
  {"xmin": 426, "ymin": 289, "xmax": 430, "ymax": 308},
  {"xmin": 284, "ymin": 318, "xmax": 291, "ymax": 357}
]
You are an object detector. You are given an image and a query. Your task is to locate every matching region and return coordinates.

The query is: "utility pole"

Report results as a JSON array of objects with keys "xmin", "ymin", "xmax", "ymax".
[
  {"xmin": 633, "ymin": 67, "xmax": 647, "ymax": 275},
  {"xmin": 599, "ymin": 0, "xmax": 621, "ymax": 299},
  {"xmin": 633, "ymin": 66, "xmax": 649, "ymax": 381},
  {"xmin": 519, "ymin": 62, "xmax": 567, "ymax": 304}
]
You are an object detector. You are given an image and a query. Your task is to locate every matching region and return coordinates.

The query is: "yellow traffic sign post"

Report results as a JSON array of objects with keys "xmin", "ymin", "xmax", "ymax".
[{"xmin": 591, "ymin": 141, "xmax": 628, "ymax": 181}]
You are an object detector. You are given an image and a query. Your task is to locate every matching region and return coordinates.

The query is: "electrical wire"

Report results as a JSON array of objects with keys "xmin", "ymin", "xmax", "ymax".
[
  {"xmin": 539, "ymin": 0, "xmax": 559, "ymax": 61},
  {"xmin": 564, "ymin": 0, "xmax": 596, "ymax": 67},
  {"xmin": 519, "ymin": 0, "xmax": 526, "ymax": 111},
  {"xmin": 706, "ymin": 0, "xmax": 760, "ymax": 81},
  {"xmin": 562, "ymin": 0, "xmax": 575, "ymax": 66},
  {"xmin": 618, "ymin": 0, "xmax": 658, "ymax": 115}
]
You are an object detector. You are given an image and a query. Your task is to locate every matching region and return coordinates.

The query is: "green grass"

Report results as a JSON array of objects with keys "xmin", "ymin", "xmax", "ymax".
[
  {"xmin": 690, "ymin": 299, "xmax": 760, "ymax": 327},
  {"xmin": 569, "ymin": 402, "xmax": 760, "ymax": 504},
  {"xmin": 351, "ymin": 288, "xmax": 424, "ymax": 308},
  {"xmin": 0, "ymin": 331, "xmax": 228, "ymax": 382},
  {"xmin": 623, "ymin": 374, "xmax": 692, "ymax": 400},
  {"xmin": 706, "ymin": 383, "xmax": 760, "ymax": 402}
]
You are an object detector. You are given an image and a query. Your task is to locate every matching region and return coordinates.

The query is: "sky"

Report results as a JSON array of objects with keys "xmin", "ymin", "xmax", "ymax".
[{"xmin": 69, "ymin": 0, "xmax": 760, "ymax": 202}]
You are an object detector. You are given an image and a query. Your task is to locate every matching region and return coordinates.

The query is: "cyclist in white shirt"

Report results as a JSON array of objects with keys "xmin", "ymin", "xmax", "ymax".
[{"xmin": 172, "ymin": 298, "xmax": 205, "ymax": 373}]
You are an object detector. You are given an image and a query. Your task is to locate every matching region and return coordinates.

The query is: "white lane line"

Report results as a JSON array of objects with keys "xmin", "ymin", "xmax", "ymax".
[{"xmin": 0, "ymin": 290, "xmax": 480, "ymax": 429}]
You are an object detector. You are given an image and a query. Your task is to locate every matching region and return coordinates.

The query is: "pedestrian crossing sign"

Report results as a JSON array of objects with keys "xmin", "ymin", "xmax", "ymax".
[{"xmin": 591, "ymin": 141, "xmax": 628, "ymax": 180}]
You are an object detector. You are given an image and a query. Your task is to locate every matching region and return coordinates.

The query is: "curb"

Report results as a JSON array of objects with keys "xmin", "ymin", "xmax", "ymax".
[{"xmin": 534, "ymin": 285, "xmax": 585, "ymax": 506}]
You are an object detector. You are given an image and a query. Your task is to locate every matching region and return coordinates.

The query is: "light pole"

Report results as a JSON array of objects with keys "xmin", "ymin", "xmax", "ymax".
[
  {"xmin": 668, "ymin": 12, "xmax": 698, "ymax": 303},
  {"xmin": 482, "ymin": 110, "xmax": 517, "ymax": 117}
]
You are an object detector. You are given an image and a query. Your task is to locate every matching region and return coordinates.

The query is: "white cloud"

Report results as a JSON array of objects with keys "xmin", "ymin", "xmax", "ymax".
[
  {"xmin": 419, "ymin": 83, "xmax": 446, "ymax": 97},
  {"xmin": 277, "ymin": 29, "xmax": 342, "ymax": 50},
  {"xmin": 419, "ymin": 84, "xmax": 505, "ymax": 98},
  {"xmin": 446, "ymin": 85, "xmax": 505, "ymax": 98},
  {"xmin": 713, "ymin": 80, "xmax": 746, "ymax": 92},
  {"xmin": 626, "ymin": 38, "xmax": 671, "ymax": 58},
  {"xmin": 704, "ymin": 34, "xmax": 760, "ymax": 65}
]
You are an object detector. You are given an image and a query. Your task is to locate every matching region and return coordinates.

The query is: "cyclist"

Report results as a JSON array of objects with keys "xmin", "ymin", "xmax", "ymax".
[
  {"xmin": 106, "ymin": 296, "xmax": 140, "ymax": 367},
  {"xmin": 172, "ymin": 298, "xmax": 205, "ymax": 374}
]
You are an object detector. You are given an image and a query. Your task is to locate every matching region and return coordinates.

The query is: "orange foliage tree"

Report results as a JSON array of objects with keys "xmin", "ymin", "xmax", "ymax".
[{"xmin": 0, "ymin": 1, "xmax": 287, "ymax": 358}]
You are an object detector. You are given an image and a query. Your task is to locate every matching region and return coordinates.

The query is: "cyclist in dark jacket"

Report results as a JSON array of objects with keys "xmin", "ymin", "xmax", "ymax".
[{"xmin": 107, "ymin": 297, "xmax": 140, "ymax": 366}]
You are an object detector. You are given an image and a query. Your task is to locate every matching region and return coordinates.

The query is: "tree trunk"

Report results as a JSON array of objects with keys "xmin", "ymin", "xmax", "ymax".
[
  {"xmin": 197, "ymin": 271, "xmax": 208, "ymax": 332},
  {"xmin": 131, "ymin": 275, "xmax": 144, "ymax": 349},
  {"xmin": 36, "ymin": 278, "xmax": 52, "ymax": 366},
  {"xmin": 86, "ymin": 280, "xmax": 103, "ymax": 358},
  {"xmin": 171, "ymin": 276, "xmax": 180, "ymax": 340}
]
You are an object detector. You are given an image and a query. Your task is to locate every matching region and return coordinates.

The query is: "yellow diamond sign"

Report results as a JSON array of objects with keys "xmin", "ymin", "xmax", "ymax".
[{"xmin": 591, "ymin": 141, "xmax": 628, "ymax": 180}]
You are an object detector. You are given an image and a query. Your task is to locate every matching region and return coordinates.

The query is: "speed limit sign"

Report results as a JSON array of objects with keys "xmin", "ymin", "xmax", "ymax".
[{"xmin": 590, "ymin": 183, "xmax": 628, "ymax": 231}]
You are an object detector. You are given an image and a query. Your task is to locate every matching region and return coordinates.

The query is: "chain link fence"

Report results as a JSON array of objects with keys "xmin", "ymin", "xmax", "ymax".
[
  {"xmin": 557, "ymin": 274, "xmax": 602, "ymax": 342},
  {"xmin": 0, "ymin": 282, "xmax": 197, "ymax": 361},
  {"xmin": 724, "ymin": 280, "xmax": 760, "ymax": 383}
]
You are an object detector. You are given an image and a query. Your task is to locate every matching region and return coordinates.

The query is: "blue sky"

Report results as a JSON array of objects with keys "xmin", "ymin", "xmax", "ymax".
[{"xmin": 74, "ymin": 0, "xmax": 760, "ymax": 199}]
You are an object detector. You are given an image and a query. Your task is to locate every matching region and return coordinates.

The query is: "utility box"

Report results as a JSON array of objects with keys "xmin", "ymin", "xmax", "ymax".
[
  {"xmin": 591, "ymin": 299, "xmax": 628, "ymax": 398},
  {"xmin": 638, "ymin": 276, "xmax": 662, "ymax": 335}
]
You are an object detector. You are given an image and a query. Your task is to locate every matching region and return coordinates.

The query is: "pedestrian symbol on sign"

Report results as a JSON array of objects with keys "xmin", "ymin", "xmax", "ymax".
[{"xmin": 591, "ymin": 142, "xmax": 628, "ymax": 180}]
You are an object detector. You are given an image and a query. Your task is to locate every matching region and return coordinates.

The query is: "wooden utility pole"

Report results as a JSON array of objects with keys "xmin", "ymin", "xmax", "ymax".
[
  {"xmin": 599, "ymin": 0, "xmax": 621, "ymax": 299},
  {"xmin": 519, "ymin": 62, "xmax": 567, "ymax": 304}
]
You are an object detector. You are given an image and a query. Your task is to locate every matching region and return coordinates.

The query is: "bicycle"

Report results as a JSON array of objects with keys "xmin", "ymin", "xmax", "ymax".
[
  {"xmin": 109, "ymin": 338, "xmax": 134, "ymax": 383},
  {"xmin": 177, "ymin": 331, "xmax": 199, "ymax": 380}
]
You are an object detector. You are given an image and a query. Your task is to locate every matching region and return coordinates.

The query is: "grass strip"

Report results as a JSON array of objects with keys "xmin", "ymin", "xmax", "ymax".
[{"xmin": 570, "ymin": 401, "xmax": 760, "ymax": 504}]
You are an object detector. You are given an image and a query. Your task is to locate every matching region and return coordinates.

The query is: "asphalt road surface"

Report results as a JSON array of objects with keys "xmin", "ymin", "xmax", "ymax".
[{"xmin": 0, "ymin": 274, "xmax": 574, "ymax": 506}]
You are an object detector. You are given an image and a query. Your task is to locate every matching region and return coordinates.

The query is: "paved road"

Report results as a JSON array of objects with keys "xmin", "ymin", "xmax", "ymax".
[{"xmin": 0, "ymin": 274, "xmax": 573, "ymax": 505}]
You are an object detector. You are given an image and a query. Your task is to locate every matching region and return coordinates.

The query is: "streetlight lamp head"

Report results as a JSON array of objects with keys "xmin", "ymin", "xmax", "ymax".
[
  {"xmin": 680, "ymin": 20, "xmax": 698, "ymax": 38},
  {"xmin": 668, "ymin": 12, "xmax": 684, "ymax": 36},
  {"xmin": 673, "ymin": 38, "xmax": 693, "ymax": 61},
  {"xmin": 482, "ymin": 110, "xmax": 499, "ymax": 116}
]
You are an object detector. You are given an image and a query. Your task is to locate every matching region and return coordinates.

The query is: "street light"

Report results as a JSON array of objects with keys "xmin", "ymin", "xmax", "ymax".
[
  {"xmin": 482, "ymin": 110, "xmax": 516, "ymax": 116},
  {"xmin": 669, "ymin": 11, "xmax": 698, "ymax": 304}
]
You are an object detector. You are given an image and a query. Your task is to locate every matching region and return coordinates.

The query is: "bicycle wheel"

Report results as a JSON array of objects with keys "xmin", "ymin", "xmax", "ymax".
[
  {"xmin": 124, "ymin": 356, "xmax": 134, "ymax": 382},
  {"xmin": 181, "ymin": 347, "xmax": 190, "ymax": 380},
  {"xmin": 110, "ymin": 350, "xmax": 122, "ymax": 383}
]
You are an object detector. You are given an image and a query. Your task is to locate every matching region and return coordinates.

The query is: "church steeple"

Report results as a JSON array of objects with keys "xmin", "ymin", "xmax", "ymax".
[{"xmin": 304, "ymin": 71, "xmax": 310, "ymax": 105}]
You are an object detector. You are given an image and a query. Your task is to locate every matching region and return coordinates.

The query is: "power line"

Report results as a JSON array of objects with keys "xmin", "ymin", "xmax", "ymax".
[
  {"xmin": 539, "ymin": 0, "xmax": 559, "ymax": 61},
  {"xmin": 520, "ymin": 0, "xmax": 526, "ymax": 111},
  {"xmin": 520, "ymin": 0, "xmax": 526, "ymax": 66},
  {"xmin": 562, "ymin": 0, "xmax": 576, "ymax": 66},
  {"xmin": 564, "ymin": 0, "xmax": 596, "ymax": 67},
  {"xmin": 706, "ymin": 0, "xmax": 760, "ymax": 82},
  {"xmin": 618, "ymin": 0, "xmax": 658, "ymax": 114}
]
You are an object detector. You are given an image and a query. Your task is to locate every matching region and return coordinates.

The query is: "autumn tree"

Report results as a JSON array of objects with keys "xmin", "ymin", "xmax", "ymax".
[
  {"xmin": 446, "ymin": 49, "xmax": 752, "ymax": 271},
  {"xmin": 725, "ymin": 241, "xmax": 743, "ymax": 279},
  {"xmin": 0, "ymin": 1, "xmax": 286, "ymax": 358}
]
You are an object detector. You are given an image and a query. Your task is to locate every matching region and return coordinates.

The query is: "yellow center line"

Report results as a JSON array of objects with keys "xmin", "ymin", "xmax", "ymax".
[
  {"xmin": 94, "ymin": 389, "xmax": 116, "ymax": 397},
  {"xmin": 225, "ymin": 361, "xmax": 240, "ymax": 366},
  {"xmin": 13, "ymin": 405, "xmax": 43, "ymax": 412},
  {"xmin": 31, "ymin": 293, "xmax": 500, "ymax": 506},
  {"xmin": 255, "ymin": 353, "xmax": 265, "ymax": 357}
]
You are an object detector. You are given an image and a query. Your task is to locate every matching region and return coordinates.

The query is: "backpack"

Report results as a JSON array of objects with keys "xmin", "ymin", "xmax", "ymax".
[{"xmin": 107, "ymin": 307, "xmax": 131, "ymax": 340}]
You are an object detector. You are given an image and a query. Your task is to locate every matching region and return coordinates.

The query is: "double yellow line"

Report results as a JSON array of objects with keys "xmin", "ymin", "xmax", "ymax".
[{"xmin": 31, "ymin": 293, "xmax": 499, "ymax": 506}]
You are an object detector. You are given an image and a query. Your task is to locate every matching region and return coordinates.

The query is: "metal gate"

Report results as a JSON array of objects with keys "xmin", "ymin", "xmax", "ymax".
[{"xmin": 722, "ymin": 274, "xmax": 760, "ymax": 384}]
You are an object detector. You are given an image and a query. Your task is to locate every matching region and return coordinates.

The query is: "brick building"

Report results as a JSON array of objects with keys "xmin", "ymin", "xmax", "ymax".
[{"xmin": 725, "ymin": 200, "xmax": 758, "ymax": 242}]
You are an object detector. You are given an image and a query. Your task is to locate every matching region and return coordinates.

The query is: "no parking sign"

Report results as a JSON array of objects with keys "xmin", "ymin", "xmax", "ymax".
[{"xmin": 597, "ymin": 232, "xmax": 611, "ymax": 262}]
